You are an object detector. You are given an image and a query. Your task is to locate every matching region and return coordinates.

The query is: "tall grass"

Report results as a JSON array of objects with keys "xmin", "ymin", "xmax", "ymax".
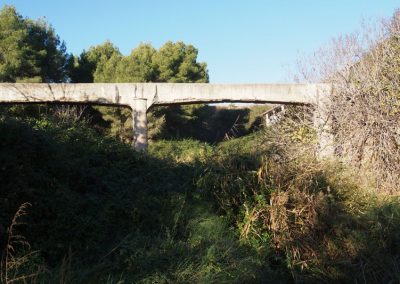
[
  {"xmin": 0, "ymin": 202, "xmax": 44, "ymax": 284},
  {"xmin": 0, "ymin": 113, "xmax": 399, "ymax": 283},
  {"xmin": 0, "ymin": 116, "xmax": 281, "ymax": 283},
  {"xmin": 197, "ymin": 121, "xmax": 400, "ymax": 283}
]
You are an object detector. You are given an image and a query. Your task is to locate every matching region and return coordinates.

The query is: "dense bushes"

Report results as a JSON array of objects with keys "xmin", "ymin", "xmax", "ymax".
[
  {"xmin": 0, "ymin": 115, "xmax": 285, "ymax": 283},
  {"xmin": 296, "ymin": 10, "xmax": 400, "ymax": 192},
  {"xmin": 1, "ymin": 110, "xmax": 399, "ymax": 283},
  {"xmin": 197, "ymin": 124, "xmax": 400, "ymax": 283}
]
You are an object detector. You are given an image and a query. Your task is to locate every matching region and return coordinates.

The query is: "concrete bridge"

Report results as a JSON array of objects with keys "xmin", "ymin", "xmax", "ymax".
[{"xmin": 0, "ymin": 83, "xmax": 333, "ymax": 153}]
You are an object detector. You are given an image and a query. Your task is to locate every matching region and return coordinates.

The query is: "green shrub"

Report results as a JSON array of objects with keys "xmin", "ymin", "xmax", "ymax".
[
  {"xmin": 1, "ymin": 112, "xmax": 398, "ymax": 283},
  {"xmin": 0, "ymin": 115, "xmax": 277, "ymax": 283},
  {"xmin": 198, "ymin": 128, "xmax": 400, "ymax": 283}
]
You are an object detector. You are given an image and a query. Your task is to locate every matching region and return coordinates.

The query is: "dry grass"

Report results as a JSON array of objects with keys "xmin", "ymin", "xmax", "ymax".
[
  {"xmin": 295, "ymin": 11, "xmax": 400, "ymax": 192},
  {"xmin": 201, "ymin": 105, "xmax": 400, "ymax": 282},
  {"xmin": 0, "ymin": 202, "xmax": 44, "ymax": 284}
]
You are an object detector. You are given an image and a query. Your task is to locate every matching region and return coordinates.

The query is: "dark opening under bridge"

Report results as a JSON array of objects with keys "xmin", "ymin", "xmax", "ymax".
[{"xmin": 0, "ymin": 83, "xmax": 333, "ymax": 154}]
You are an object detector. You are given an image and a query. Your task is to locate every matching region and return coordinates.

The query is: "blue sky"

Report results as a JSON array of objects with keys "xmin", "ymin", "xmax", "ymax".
[{"xmin": 1, "ymin": 0, "xmax": 399, "ymax": 83}]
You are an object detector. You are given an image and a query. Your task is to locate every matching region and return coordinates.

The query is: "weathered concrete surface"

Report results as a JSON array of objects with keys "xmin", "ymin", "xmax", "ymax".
[
  {"xmin": 0, "ymin": 83, "xmax": 135, "ymax": 106},
  {"xmin": 149, "ymin": 83, "xmax": 330, "ymax": 106},
  {"xmin": 313, "ymin": 89, "xmax": 335, "ymax": 158},
  {"xmin": 0, "ymin": 83, "xmax": 332, "ymax": 107},
  {"xmin": 132, "ymin": 98, "xmax": 148, "ymax": 152}
]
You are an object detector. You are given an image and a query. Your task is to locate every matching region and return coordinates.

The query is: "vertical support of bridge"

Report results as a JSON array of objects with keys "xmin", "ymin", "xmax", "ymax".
[
  {"xmin": 131, "ymin": 98, "xmax": 148, "ymax": 152},
  {"xmin": 314, "ymin": 87, "xmax": 334, "ymax": 158}
]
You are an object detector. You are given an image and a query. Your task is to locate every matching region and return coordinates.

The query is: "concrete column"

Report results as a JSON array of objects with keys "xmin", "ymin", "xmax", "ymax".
[
  {"xmin": 131, "ymin": 98, "xmax": 148, "ymax": 152},
  {"xmin": 314, "ymin": 91, "xmax": 334, "ymax": 158}
]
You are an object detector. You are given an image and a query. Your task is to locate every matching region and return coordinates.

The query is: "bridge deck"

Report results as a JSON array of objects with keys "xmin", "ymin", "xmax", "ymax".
[{"xmin": 0, "ymin": 83, "xmax": 332, "ymax": 108}]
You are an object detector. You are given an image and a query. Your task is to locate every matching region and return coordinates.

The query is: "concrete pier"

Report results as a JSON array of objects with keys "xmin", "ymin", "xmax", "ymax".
[{"xmin": 131, "ymin": 98, "xmax": 148, "ymax": 152}]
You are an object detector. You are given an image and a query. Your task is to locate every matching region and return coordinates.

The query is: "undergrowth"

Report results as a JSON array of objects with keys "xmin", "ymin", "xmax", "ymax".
[
  {"xmin": 197, "ymin": 128, "xmax": 400, "ymax": 283},
  {"xmin": 0, "ymin": 114, "xmax": 399, "ymax": 283},
  {"xmin": 0, "ymin": 115, "xmax": 282, "ymax": 283}
]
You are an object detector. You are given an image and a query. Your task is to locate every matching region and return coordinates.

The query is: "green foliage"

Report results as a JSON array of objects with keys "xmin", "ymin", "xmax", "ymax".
[
  {"xmin": 93, "ymin": 103, "xmax": 267, "ymax": 147},
  {"xmin": 0, "ymin": 115, "xmax": 281, "ymax": 283},
  {"xmin": 149, "ymin": 139, "xmax": 212, "ymax": 163},
  {"xmin": 148, "ymin": 104, "xmax": 268, "ymax": 142},
  {"xmin": 72, "ymin": 40, "xmax": 208, "ymax": 85},
  {"xmin": 0, "ymin": 5, "xmax": 69, "ymax": 83},
  {"xmin": 116, "ymin": 43, "xmax": 157, "ymax": 82},
  {"xmin": 71, "ymin": 41, "xmax": 122, "ymax": 83},
  {"xmin": 1, "ymin": 113, "xmax": 399, "ymax": 283},
  {"xmin": 152, "ymin": 41, "xmax": 209, "ymax": 83},
  {"xmin": 198, "ymin": 130, "xmax": 400, "ymax": 283}
]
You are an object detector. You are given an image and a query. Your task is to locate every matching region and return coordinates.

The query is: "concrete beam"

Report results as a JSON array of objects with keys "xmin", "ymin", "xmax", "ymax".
[
  {"xmin": 149, "ymin": 83, "xmax": 330, "ymax": 106},
  {"xmin": 0, "ymin": 83, "xmax": 134, "ymax": 106},
  {"xmin": 0, "ymin": 83, "xmax": 331, "ymax": 107}
]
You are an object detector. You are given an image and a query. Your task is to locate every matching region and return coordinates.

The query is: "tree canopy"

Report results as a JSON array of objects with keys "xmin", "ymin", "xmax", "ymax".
[
  {"xmin": 0, "ymin": 5, "xmax": 209, "ymax": 85},
  {"xmin": 152, "ymin": 41, "xmax": 208, "ymax": 83},
  {"xmin": 0, "ymin": 6, "xmax": 69, "ymax": 83},
  {"xmin": 116, "ymin": 43, "xmax": 157, "ymax": 82},
  {"xmin": 70, "ymin": 41, "xmax": 122, "ymax": 83},
  {"xmin": 71, "ymin": 40, "xmax": 208, "ymax": 84}
]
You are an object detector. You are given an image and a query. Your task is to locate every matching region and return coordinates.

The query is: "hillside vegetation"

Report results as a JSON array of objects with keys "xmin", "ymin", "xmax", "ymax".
[{"xmin": 1, "ymin": 112, "xmax": 399, "ymax": 283}]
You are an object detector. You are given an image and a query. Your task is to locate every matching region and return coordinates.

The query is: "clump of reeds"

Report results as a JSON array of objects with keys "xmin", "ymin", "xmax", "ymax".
[{"xmin": 1, "ymin": 203, "xmax": 43, "ymax": 284}]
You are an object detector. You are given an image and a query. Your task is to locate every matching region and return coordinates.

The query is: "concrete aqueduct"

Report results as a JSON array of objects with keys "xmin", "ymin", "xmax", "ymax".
[{"xmin": 0, "ymin": 83, "xmax": 333, "ymax": 154}]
